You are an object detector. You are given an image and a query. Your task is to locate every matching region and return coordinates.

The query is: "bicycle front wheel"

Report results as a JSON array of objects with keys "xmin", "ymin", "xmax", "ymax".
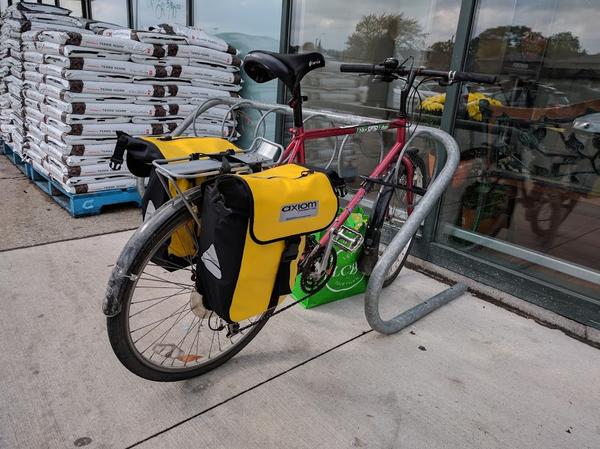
[
  {"xmin": 377, "ymin": 152, "xmax": 428, "ymax": 287},
  {"xmin": 106, "ymin": 187, "xmax": 270, "ymax": 382}
]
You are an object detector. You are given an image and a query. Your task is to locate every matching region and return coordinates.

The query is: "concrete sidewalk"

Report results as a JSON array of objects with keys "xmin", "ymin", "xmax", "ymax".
[
  {"xmin": 0, "ymin": 230, "xmax": 599, "ymax": 449},
  {"xmin": 0, "ymin": 156, "xmax": 140, "ymax": 252}
]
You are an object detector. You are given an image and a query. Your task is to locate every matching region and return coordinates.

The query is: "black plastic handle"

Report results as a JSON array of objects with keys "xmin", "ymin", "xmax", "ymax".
[
  {"xmin": 453, "ymin": 71, "xmax": 497, "ymax": 84},
  {"xmin": 339, "ymin": 63, "xmax": 377, "ymax": 74}
]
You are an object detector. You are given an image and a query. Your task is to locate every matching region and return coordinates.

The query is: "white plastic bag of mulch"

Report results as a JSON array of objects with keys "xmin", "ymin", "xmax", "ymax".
[
  {"xmin": 129, "ymin": 54, "xmax": 189, "ymax": 66},
  {"xmin": 164, "ymin": 44, "xmax": 240, "ymax": 66},
  {"xmin": 25, "ymin": 106, "xmax": 44, "ymax": 123},
  {"xmin": 190, "ymin": 79, "xmax": 243, "ymax": 93},
  {"xmin": 104, "ymin": 29, "xmax": 188, "ymax": 46},
  {"xmin": 23, "ymin": 51, "xmax": 45, "ymax": 64},
  {"xmin": 171, "ymin": 64, "xmax": 241, "ymax": 85},
  {"xmin": 131, "ymin": 76, "xmax": 191, "ymax": 86},
  {"xmin": 151, "ymin": 24, "xmax": 235, "ymax": 54},
  {"xmin": 68, "ymin": 177, "xmax": 137, "ymax": 194},
  {"xmin": 24, "ymin": 71, "xmax": 44, "ymax": 83},
  {"xmin": 37, "ymin": 31, "xmax": 165, "ymax": 57},
  {"xmin": 60, "ymin": 154, "xmax": 111, "ymax": 166},
  {"xmin": 48, "ymin": 139, "xmax": 118, "ymax": 157}
]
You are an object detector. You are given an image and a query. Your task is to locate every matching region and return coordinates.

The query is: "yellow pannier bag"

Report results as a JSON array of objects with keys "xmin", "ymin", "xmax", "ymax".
[
  {"xmin": 110, "ymin": 132, "xmax": 240, "ymax": 268},
  {"xmin": 195, "ymin": 164, "xmax": 339, "ymax": 323}
]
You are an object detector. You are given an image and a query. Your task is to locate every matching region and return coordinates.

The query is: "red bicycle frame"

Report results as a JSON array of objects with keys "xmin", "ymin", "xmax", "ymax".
[{"xmin": 281, "ymin": 117, "xmax": 415, "ymax": 248}]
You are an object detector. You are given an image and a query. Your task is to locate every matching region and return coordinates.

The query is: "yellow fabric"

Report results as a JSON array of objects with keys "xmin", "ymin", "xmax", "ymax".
[
  {"xmin": 240, "ymin": 164, "xmax": 338, "ymax": 243},
  {"xmin": 141, "ymin": 136, "xmax": 240, "ymax": 159},
  {"xmin": 141, "ymin": 136, "xmax": 240, "ymax": 258},
  {"xmin": 229, "ymin": 236, "xmax": 305, "ymax": 323}
]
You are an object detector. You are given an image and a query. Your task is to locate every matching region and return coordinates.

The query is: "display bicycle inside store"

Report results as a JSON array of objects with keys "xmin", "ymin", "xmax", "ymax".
[{"xmin": 2, "ymin": 0, "xmax": 599, "ymax": 328}]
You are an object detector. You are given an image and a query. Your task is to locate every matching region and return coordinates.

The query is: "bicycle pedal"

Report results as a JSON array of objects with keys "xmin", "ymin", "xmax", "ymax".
[{"xmin": 333, "ymin": 225, "xmax": 364, "ymax": 252}]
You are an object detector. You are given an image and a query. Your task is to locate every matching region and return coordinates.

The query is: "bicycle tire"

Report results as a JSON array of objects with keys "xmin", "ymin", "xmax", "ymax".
[
  {"xmin": 378, "ymin": 152, "xmax": 429, "ymax": 287},
  {"xmin": 106, "ymin": 186, "xmax": 270, "ymax": 382}
]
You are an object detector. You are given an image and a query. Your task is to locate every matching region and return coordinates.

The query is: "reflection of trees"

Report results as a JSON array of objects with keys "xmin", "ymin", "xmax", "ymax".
[
  {"xmin": 546, "ymin": 32, "xmax": 585, "ymax": 59},
  {"xmin": 426, "ymin": 26, "xmax": 588, "ymax": 70},
  {"xmin": 345, "ymin": 13, "xmax": 425, "ymax": 60}
]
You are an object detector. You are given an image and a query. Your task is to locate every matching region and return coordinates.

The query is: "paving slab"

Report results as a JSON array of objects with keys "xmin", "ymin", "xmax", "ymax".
[
  {"xmin": 0, "ymin": 231, "xmax": 599, "ymax": 449},
  {"xmin": 0, "ymin": 160, "xmax": 141, "ymax": 251}
]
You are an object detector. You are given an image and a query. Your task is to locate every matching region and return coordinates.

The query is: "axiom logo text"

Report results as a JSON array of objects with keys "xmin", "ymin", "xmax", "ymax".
[
  {"xmin": 280, "ymin": 201, "xmax": 319, "ymax": 221},
  {"xmin": 309, "ymin": 60, "xmax": 321, "ymax": 67}
]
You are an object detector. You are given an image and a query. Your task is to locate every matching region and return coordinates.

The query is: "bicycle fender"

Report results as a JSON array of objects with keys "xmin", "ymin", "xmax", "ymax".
[
  {"xmin": 103, "ymin": 186, "xmax": 204, "ymax": 317},
  {"xmin": 103, "ymin": 218, "xmax": 160, "ymax": 317}
]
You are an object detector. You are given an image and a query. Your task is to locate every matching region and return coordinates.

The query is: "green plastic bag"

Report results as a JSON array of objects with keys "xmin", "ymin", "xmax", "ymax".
[{"xmin": 292, "ymin": 207, "xmax": 369, "ymax": 308}]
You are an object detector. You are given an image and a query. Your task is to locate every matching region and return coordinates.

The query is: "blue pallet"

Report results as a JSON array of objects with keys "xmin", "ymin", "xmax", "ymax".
[
  {"xmin": 4, "ymin": 143, "xmax": 141, "ymax": 217},
  {"xmin": 27, "ymin": 162, "xmax": 141, "ymax": 218},
  {"xmin": 2, "ymin": 143, "xmax": 29, "ymax": 176}
]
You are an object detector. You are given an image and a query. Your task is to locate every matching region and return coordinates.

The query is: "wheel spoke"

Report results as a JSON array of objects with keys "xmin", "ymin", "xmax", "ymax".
[{"xmin": 129, "ymin": 288, "xmax": 189, "ymax": 318}]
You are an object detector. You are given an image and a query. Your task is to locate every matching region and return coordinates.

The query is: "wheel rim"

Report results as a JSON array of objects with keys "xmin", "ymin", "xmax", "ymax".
[
  {"xmin": 378, "ymin": 160, "xmax": 425, "ymax": 279},
  {"xmin": 123, "ymin": 215, "xmax": 267, "ymax": 374}
]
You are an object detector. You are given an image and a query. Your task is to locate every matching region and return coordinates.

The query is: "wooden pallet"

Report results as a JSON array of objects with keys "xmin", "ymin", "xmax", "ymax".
[{"xmin": 4, "ymin": 143, "xmax": 141, "ymax": 217}]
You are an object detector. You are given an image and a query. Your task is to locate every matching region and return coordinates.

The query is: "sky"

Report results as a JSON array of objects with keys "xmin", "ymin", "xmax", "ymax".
[
  {"xmin": 290, "ymin": 0, "xmax": 600, "ymax": 54},
  {"xmin": 81, "ymin": 0, "xmax": 600, "ymax": 56}
]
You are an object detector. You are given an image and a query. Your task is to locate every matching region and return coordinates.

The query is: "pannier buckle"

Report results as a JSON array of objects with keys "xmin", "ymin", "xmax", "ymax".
[{"xmin": 333, "ymin": 226, "xmax": 364, "ymax": 253}]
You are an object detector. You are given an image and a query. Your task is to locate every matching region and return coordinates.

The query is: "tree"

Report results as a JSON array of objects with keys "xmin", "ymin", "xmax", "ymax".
[
  {"xmin": 546, "ymin": 32, "xmax": 585, "ymax": 59},
  {"xmin": 345, "ymin": 13, "xmax": 425, "ymax": 60},
  {"xmin": 428, "ymin": 39, "xmax": 454, "ymax": 69},
  {"xmin": 469, "ymin": 25, "xmax": 537, "ymax": 59}
]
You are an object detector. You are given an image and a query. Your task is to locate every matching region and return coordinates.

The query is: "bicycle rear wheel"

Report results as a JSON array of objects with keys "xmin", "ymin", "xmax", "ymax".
[{"xmin": 106, "ymin": 187, "xmax": 270, "ymax": 382}]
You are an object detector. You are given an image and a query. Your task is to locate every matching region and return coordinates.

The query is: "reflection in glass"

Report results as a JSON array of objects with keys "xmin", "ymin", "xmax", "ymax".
[
  {"xmin": 290, "ymin": 1, "xmax": 460, "ymax": 186},
  {"xmin": 91, "ymin": 0, "xmax": 128, "ymax": 26},
  {"xmin": 194, "ymin": 0, "xmax": 282, "ymax": 143},
  {"xmin": 59, "ymin": 0, "xmax": 83, "ymax": 17},
  {"xmin": 437, "ymin": 0, "xmax": 600, "ymax": 298}
]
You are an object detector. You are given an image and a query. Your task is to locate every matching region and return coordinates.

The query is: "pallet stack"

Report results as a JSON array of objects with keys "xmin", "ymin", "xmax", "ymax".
[{"xmin": 0, "ymin": 1, "xmax": 242, "ymax": 202}]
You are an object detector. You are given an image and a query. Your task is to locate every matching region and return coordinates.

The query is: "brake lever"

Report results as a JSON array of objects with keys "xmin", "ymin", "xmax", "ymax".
[{"xmin": 372, "ymin": 74, "xmax": 398, "ymax": 83}]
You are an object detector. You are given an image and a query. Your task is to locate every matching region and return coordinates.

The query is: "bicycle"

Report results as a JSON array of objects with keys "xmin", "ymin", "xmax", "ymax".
[
  {"xmin": 103, "ymin": 51, "xmax": 496, "ymax": 381},
  {"xmin": 456, "ymin": 99, "xmax": 600, "ymax": 244}
]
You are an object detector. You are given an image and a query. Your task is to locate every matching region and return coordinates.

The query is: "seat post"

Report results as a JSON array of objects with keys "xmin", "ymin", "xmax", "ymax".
[{"xmin": 289, "ymin": 85, "xmax": 304, "ymax": 129}]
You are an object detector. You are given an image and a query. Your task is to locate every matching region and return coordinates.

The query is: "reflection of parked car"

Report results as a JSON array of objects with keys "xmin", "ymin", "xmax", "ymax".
[{"xmin": 390, "ymin": 79, "xmax": 445, "ymax": 113}]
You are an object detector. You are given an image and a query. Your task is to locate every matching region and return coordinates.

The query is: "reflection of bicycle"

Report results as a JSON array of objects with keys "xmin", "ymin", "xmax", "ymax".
[
  {"xmin": 103, "ymin": 53, "xmax": 495, "ymax": 381},
  {"xmin": 460, "ymin": 99, "xmax": 600, "ymax": 242}
]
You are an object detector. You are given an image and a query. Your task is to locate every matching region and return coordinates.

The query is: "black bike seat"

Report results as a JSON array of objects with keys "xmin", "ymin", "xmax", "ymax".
[{"xmin": 243, "ymin": 50, "xmax": 325, "ymax": 91}]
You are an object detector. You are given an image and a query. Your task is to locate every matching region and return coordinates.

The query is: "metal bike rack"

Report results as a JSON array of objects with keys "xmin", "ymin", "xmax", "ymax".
[
  {"xmin": 168, "ymin": 97, "xmax": 467, "ymax": 335},
  {"xmin": 170, "ymin": 97, "xmax": 383, "ymax": 137},
  {"xmin": 365, "ymin": 127, "xmax": 467, "ymax": 335}
]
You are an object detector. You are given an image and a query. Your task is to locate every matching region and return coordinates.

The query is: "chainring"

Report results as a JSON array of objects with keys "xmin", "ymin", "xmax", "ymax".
[{"xmin": 299, "ymin": 245, "xmax": 337, "ymax": 294}]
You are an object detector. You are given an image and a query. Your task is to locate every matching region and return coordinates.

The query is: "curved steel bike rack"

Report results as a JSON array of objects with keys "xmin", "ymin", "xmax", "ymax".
[
  {"xmin": 364, "ymin": 127, "xmax": 467, "ymax": 335},
  {"xmin": 169, "ymin": 98, "xmax": 467, "ymax": 335}
]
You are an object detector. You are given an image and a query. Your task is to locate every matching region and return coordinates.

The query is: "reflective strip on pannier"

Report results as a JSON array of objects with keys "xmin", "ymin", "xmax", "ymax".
[{"xmin": 196, "ymin": 164, "xmax": 339, "ymax": 323}]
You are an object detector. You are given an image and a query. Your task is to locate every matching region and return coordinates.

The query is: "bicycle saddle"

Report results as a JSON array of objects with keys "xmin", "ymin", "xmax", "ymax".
[{"xmin": 243, "ymin": 50, "xmax": 325, "ymax": 91}]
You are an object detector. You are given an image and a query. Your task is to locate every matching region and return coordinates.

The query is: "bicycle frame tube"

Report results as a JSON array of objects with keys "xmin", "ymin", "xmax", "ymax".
[{"xmin": 281, "ymin": 117, "xmax": 414, "ymax": 247}]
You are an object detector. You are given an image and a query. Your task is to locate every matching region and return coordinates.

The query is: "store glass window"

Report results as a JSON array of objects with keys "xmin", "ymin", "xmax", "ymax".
[
  {"xmin": 60, "ymin": 0, "xmax": 83, "ymax": 17},
  {"xmin": 436, "ymin": 0, "xmax": 600, "ymax": 299},
  {"xmin": 90, "ymin": 0, "xmax": 128, "ymax": 26},
  {"xmin": 134, "ymin": 0, "xmax": 187, "ymax": 28},
  {"xmin": 290, "ymin": 0, "xmax": 460, "ymax": 184},
  {"xmin": 195, "ymin": 0, "xmax": 283, "ymax": 142}
]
